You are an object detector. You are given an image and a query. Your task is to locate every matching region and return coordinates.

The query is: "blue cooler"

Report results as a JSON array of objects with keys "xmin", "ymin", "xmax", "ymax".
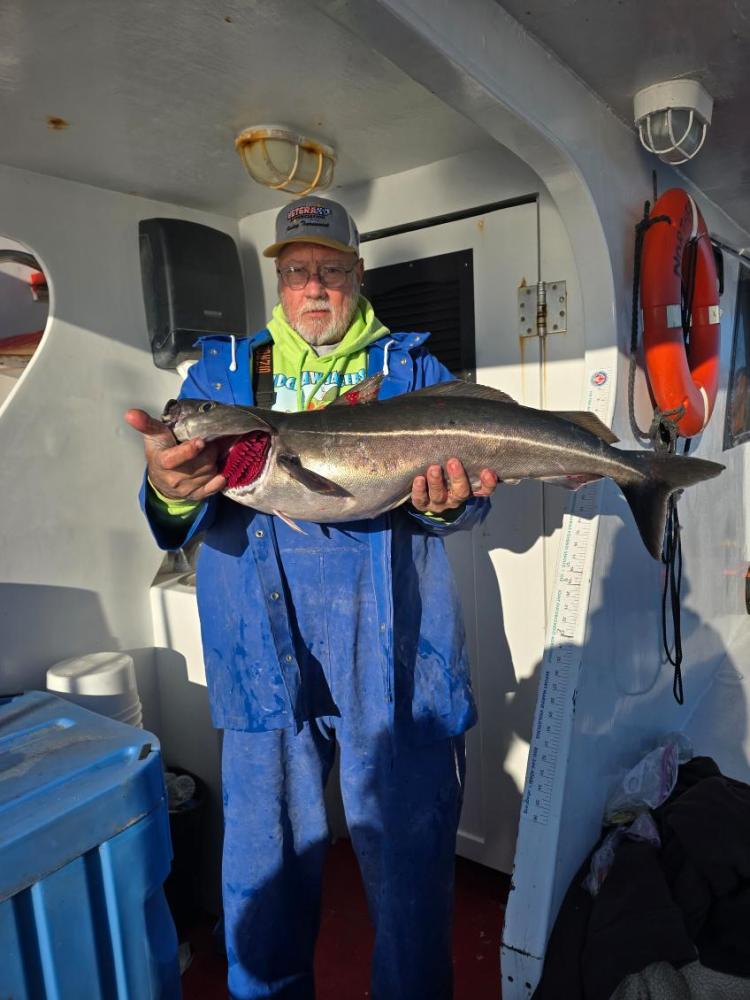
[{"xmin": 0, "ymin": 690, "xmax": 180, "ymax": 999}]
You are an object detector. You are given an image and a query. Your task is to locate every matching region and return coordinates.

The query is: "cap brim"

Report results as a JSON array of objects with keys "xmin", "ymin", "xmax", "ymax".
[{"xmin": 263, "ymin": 235, "xmax": 359, "ymax": 258}]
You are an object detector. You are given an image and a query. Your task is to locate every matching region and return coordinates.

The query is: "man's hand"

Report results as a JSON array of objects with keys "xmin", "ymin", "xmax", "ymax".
[
  {"xmin": 124, "ymin": 408, "xmax": 227, "ymax": 502},
  {"xmin": 411, "ymin": 458, "xmax": 498, "ymax": 515}
]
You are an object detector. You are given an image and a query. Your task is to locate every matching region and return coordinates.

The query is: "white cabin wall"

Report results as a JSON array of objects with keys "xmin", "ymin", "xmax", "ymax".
[
  {"xmin": 308, "ymin": 4, "xmax": 750, "ymax": 984},
  {"xmin": 0, "ymin": 163, "xmax": 239, "ymax": 729},
  {"xmin": 317, "ymin": 0, "xmax": 750, "ymax": 777},
  {"xmin": 556, "ymin": 206, "xmax": 750, "ymax": 909},
  {"xmin": 316, "ymin": 0, "xmax": 750, "ymax": 388},
  {"xmin": 333, "ymin": 3, "xmax": 750, "ymax": 984}
]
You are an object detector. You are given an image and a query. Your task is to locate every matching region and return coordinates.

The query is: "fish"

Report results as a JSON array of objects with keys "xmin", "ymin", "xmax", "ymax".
[{"xmin": 161, "ymin": 376, "xmax": 724, "ymax": 558}]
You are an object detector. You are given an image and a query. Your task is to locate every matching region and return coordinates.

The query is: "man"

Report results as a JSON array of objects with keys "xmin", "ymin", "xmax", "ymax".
[{"xmin": 126, "ymin": 196, "xmax": 498, "ymax": 1000}]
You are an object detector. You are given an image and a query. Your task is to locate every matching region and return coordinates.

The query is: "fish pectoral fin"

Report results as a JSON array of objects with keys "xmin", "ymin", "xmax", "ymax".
[
  {"xmin": 272, "ymin": 510, "xmax": 306, "ymax": 534},
  {"xmin": 383, "ymin": 491, "xmax": 412, "ymax": 512},
  {"xmin": 277, "ymin": 454, "xmax": 352, "ymax": 497},
  {"xmin": 552, "ymin": 411, "xmax": 619, "ymax": 443},
  {"xmin": 408, "ymin": 381, "xmax": 518, "ymax": 404},
  {"xmin": 328, "ymin": 373, "xmax": 384, "ymax": 406}
]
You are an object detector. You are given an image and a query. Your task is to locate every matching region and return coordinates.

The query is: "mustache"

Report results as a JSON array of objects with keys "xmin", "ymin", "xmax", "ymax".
[{"xmin": 300, "ymin": 299, "xmax": 333, "ymax": 314}]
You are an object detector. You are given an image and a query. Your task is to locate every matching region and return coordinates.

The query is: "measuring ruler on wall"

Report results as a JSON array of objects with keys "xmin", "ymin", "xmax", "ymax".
[
  {"xmin": 521, "ymin": 482, "xmax": 600, "ymax": 824},
  {"xmin": 502, "ymin": 365, "xmax": 614, "ymax": 998},
  {"xmin": 523, "ymin": 364, "xmax": 613, "ymax": 821}
]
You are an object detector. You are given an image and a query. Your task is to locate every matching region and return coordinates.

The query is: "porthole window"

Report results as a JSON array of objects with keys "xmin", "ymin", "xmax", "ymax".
[
  {"xmin": 0, "ymin": 237, "xmax": 49, "ymax": 408},
  {"xmin": 724, "ymin": 266, "xmax": 750, "ymax": 449}
]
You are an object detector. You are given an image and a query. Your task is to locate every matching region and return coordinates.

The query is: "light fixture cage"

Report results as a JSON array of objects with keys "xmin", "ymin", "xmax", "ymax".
[
  {"xmin": 634, "ymin": 80, "xmax": 713, "ymax": 166},
  {"xmin": 235, "ymin": 125, "xmax": 336, "ymax": 196}
]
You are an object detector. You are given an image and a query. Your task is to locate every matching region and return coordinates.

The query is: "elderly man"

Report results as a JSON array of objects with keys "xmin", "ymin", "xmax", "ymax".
[{"xmin": 126, "ymin": 196, "xmax": 498, "ymax": 1000}]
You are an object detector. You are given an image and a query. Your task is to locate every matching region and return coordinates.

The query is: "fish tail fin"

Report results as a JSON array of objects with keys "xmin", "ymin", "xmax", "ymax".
[{"xmin": 619, "ymin": 453, "xmax": 724, "ymax": 559}]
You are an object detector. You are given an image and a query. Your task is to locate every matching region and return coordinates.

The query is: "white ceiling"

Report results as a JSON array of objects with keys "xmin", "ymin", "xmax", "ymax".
[
  {"xmin": 4, "ymin": 0, "xmax": 746, "ymax": 234},
  {"xmin": 0, "ymin": 0, "xmax": 496, "ymax": 219},
  {"xmin": 497, "ymin": 0, "xmax": 750, "ymax": 233}
]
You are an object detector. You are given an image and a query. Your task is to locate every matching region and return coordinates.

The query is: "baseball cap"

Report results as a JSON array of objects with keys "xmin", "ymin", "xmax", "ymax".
[{"xmin": 263, "ymin": 196, "xmax": 360, "ymax": 258}]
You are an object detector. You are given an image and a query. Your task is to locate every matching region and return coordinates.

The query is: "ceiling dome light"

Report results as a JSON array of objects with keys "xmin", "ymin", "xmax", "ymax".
[
  {"xmin": 634, "ymin": 80, "xmax": 713, "ymax": 165},
  {"xmin": 235, "ymin": 125, "xmax": 336, "ymax": 195}
]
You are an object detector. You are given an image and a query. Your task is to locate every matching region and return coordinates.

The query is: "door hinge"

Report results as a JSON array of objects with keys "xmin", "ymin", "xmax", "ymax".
[{"xmin": 519, "ymin": 280, "xmax": 567, "ymax": 338}]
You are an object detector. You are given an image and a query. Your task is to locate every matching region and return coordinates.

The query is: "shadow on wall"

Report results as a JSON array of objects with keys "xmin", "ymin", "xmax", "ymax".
[
  {"xmin": 154, "ymin": 646, "xmax": 223, "ymax": 915},
  {"xmin": 477, "ymin": 477, "xmax": 749, "ymax": 730},
  {"xmin": 453, "ymin": 498, "xmax": 525, "ymax": 871},
  {"xmin": 554, "ymin": 518, "xmax": 747, "ymax": 913},
  {"xmin": 239, "ymin": 238, "xmax": 267, "ymax": 334},
  {"xmin": 0, "ymin": 583, "xmax": 161, "ymax": 733},
  {"xmin": 456, "ymin": 482, "xmax": 574, "ymax": 868},
  {"xmin": 0, "ymin": 583, "xmax": 117, "ymax": 694},
  {"xmin": 501, "ymin": 519, "xmax": 748, "ymax": 976},
  {"xmin": 596, "ymin": 495, "xmax": 743, "ymax": 732},
  {"xmin": 474, "ymin": 496, "xmax": 749, "ymax": 884},
  {"xmin": 444, "ymin": 475, "xmax": 700, "ymax": 870}
]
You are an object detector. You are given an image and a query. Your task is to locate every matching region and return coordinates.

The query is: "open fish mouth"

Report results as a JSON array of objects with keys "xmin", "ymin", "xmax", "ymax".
[
  {"xmin": 220, "ymin": 432, "xmax": 272, "ymax": 489},
  {"xmin": 161, "ymin": 398, "xmax": 182, "ymax": 428}
]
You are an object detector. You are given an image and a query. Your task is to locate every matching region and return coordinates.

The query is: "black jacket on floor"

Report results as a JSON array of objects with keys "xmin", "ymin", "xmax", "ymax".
[{"xmin": 532, "ymin": 757, "xmax": 750, "ymax": 1000}]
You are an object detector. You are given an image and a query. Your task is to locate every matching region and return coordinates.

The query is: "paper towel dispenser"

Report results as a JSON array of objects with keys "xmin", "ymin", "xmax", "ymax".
[{"xmin": 139, "ymin": 218, "xmax": 247, "ymax": 369}]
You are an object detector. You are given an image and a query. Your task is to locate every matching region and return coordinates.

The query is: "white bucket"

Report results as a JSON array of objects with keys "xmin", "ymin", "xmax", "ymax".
[
  {"xmin": 113, "ymin": 704, "xmax": 143, "ymax": 726},
  {"xmin": 47, "ymin": 652, "xmax": 142, "ymax": 727},
  {"xmin": 47, "ymin": 652, "xmax": 137, "ymax": 696}
]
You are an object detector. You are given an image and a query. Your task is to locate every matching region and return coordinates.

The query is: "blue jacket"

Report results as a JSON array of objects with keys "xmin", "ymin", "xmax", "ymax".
[{"xmin": 142, "ymin": 329, "xmax": 489, "ymax": 742}]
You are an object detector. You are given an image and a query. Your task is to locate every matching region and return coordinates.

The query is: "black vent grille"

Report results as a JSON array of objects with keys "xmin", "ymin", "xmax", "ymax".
[{"xmin": 365, "ymin": 250, "xmax": 475, "ymax": 379}]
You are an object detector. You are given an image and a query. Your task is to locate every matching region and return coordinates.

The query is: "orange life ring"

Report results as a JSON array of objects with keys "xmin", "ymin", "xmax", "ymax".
[{"xmin": 640, "ymin": 188, "xmax": 720, "ymax": 438}]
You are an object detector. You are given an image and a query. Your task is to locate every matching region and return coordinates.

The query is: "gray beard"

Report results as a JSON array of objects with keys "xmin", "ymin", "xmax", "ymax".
[{"xmin": 286, "ymin": 287, "xmax": 361, "ymax": 347}]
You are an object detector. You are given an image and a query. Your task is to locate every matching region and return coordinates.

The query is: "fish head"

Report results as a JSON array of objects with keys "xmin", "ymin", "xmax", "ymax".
[
  {"xmin": 161, "ymin": 398, "xmax": 272, "ymax": 440},
  {"xmin": 161, "ymin": 398, "xmax": 275, "ymax": 491}
]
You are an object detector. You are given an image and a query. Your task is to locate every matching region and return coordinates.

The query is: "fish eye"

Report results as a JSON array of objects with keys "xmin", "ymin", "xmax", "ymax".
[{"xmin": 199, "ymin": 402, "xmax": 216, "ymax": 413}]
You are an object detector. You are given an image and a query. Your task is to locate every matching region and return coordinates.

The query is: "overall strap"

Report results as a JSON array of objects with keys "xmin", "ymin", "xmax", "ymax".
[{"xmin": 252, "ymin": 342, "xmax": 275, "ymax": 408}]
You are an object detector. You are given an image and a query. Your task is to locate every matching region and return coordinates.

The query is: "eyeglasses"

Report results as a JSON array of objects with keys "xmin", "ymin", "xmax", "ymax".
[{"xmin": 276, "ymin": 264, "xmax": 356, "ymax": 290}]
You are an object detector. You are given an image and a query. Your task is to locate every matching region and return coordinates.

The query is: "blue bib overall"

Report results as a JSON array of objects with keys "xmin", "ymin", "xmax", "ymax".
[{"xmin": 222, "ymin": 516, "xmax": 466, "ymax": 999}]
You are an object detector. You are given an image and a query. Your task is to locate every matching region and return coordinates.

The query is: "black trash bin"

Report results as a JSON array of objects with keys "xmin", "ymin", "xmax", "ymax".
[{"xmin": 163, "ymin": 766, "xmax": 206, "ymax": 936}]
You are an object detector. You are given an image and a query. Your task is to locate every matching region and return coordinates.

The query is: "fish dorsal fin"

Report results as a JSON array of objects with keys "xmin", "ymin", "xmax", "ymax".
[
  {"xmin": 407, "ymin": 380, "xmax": 518, "ymax": 403},
  {"xmin": 277, "ymin": 454, "xmax": 352, "ymax": 497},
  {"xmin": 552, "ymin": 411, "xmax": 619, "ymax": 444},
  {"xmin": 328, "ymin": 374, "xmax": 384, "ymax": 407}
]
